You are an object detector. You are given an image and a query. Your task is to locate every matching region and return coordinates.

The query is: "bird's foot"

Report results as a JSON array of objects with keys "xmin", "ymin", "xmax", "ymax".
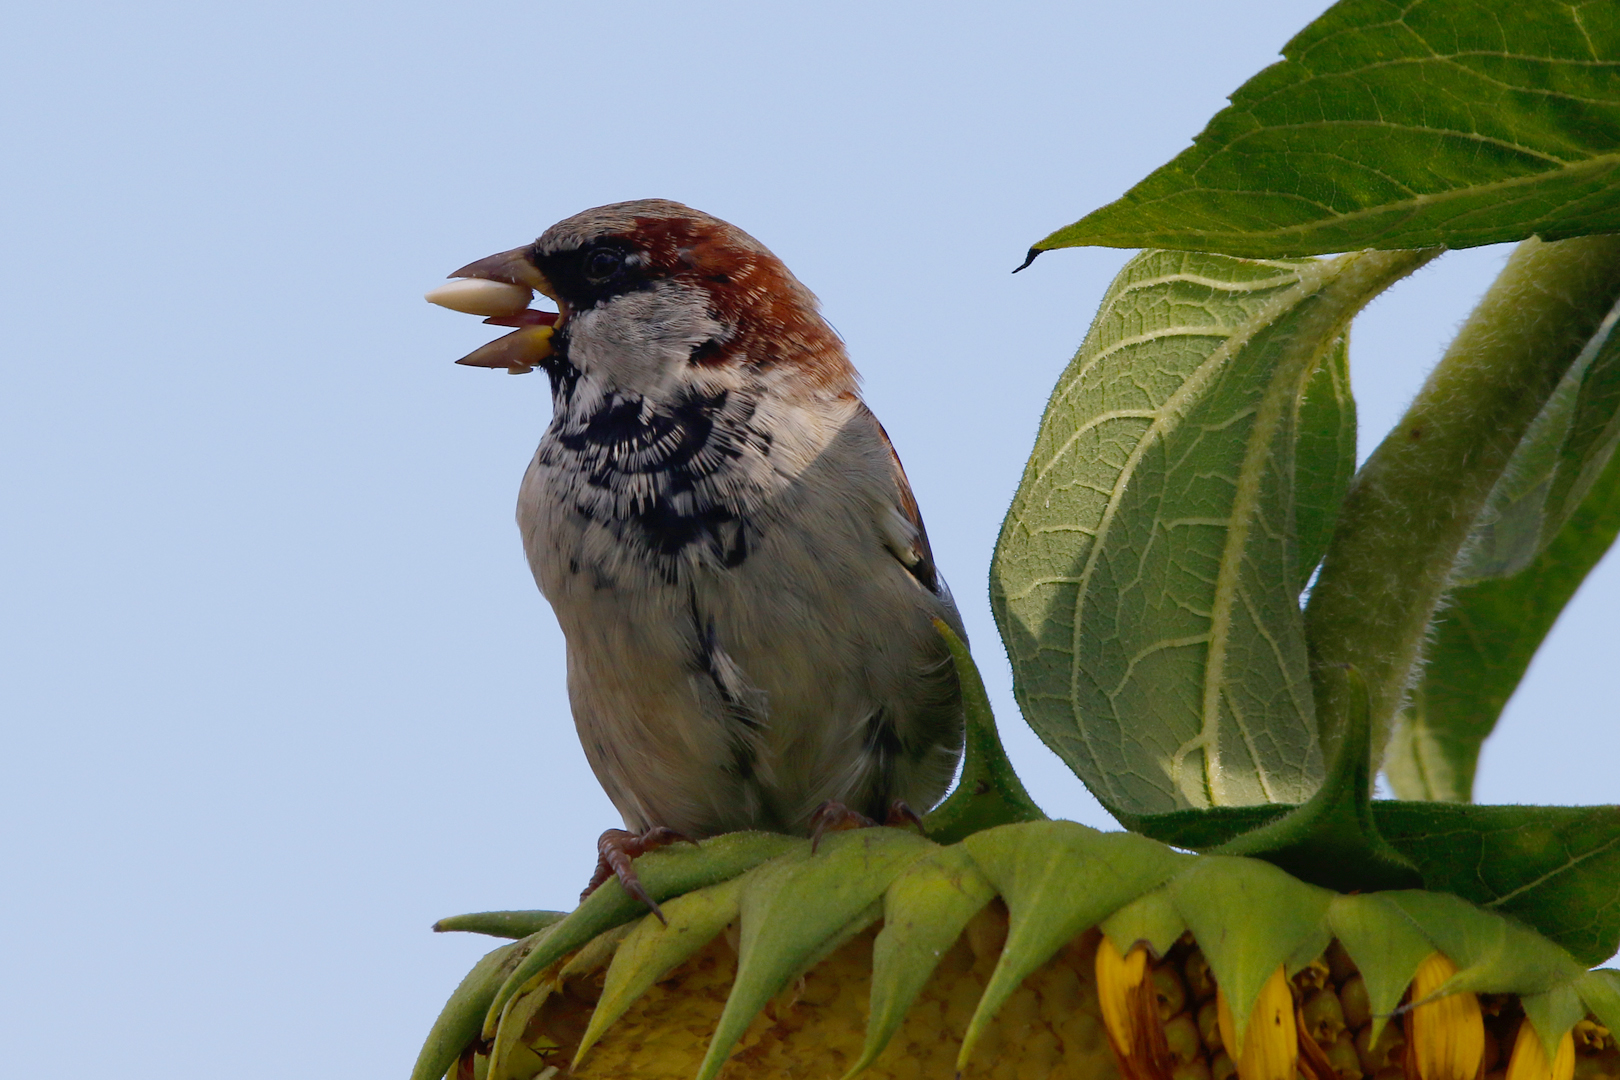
[
  {"xmin": 582, "ymin": 826, "xmax": 691, "ymax": 925},
  {"xmin": 809, "ymin": 799, "xmax": 924, "ymax": 852}
]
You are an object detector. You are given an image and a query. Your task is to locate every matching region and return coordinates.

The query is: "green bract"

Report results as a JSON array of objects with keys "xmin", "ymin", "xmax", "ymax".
[{"xmin": 414, "ymin": 826, "xmax": 1620, "ymax": 1080}]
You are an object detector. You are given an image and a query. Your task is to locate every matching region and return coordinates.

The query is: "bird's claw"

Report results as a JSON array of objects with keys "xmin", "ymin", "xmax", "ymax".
[
  {"xmin": 808, "ymin": 801, "xmax": 879, "ymax": 853},
  {"xmin": 809, "ymin": 798, "xmax": 923, "ymax": 852},
  {"xmin": 583, "ymin": 826, "xmax": 692, "ymax": 925}
]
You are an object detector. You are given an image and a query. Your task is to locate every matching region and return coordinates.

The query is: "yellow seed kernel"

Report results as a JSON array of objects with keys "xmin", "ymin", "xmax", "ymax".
[
  {"xmin": 424, "ymin": 277, "xmax": 534, "ymax": 317},
  {"xmin": 1017, "ymin": 1027, "xmax": 1062, "ymax": 1078},
  {"xmin": 1165, "ymin": 1013, "xmax": 1203, "ymax": 1065},
  {"xmin": 1175, "ymin": 1058, "xmax": 1215, "ymax": 1080},
  {"xmin": 1327, "ymin": 940, "xmax": 1360, "ymax": 985},
  {"xmin": 1199, "ymin": 998, "xmax": 1224, "ymax": 1054},
  {"xmin": 1572, "ymin": 1057, "xmax": 1616, "ymax": 1080},
  {"xmin": 1156, "ymin": 964, "xmax": 1189, "ymax": 1020},
  {"xmin": 1185, "ymin": 947, "xmax": 1217, "ymax": 1002},
  {"xmin": 1212, "ymin": 1050, "xmax": 1239, "ymax": 1080},
  {"xmin": 1295, "ymin": 959, "xmax": 1332, "ymax": 993},
  {"xmin": 1408, "ymin": 953, "xmax": 1486, "ymax": 1080},
  {"xmin": 1573, "ymin": 1021, "xmax": 1611, "ymax": 1054},
  {"xmin": 1506, "ymin": 1023, "xmax": 1576, "ymax": 1080},
  {"xmin": 1329, "ymin": 1029, "xmax": 1367, "ymax": 1080},
  {"xmin": 1098, "ymin": 937, "xmax": 1151, "ymax": 1060},
  {"xmin": 965, "ymin": 901, "xmax": 1010, "ymax": 967},
  {"xmin": 1304, "ymin": 987, "xmax": 1350, "ymax": 1044},
  {"xmin": 1341, "ymin": 975, "xmax": 1373, "ymax": 1030},
  {"xmin": 1217, "ymin": 966, "xmax": 1298, "ymax": 1080},
  {"xmin": 1357, "ymin": 1021, "xmax": 1408, "ymax": 1074}
]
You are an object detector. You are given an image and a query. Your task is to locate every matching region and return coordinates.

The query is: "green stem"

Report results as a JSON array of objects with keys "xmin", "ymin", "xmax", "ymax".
[
  {"xmin": 1304, "ymin": 235, "xmax": 1620, "ymax": 769},
  {"xmin": 921, "ymin": 620, "xmax": 1045, "ymax": 845}
]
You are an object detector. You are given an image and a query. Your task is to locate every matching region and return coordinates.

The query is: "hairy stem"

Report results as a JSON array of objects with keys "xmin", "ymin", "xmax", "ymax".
[{"xmin": 1305, "ymin": 235, "xmax": 1620, "ymax": 769}]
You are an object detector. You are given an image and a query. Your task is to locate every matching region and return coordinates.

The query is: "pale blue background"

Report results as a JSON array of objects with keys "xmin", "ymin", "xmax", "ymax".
[{"xmin": 2, "ymin": 2, "xmax": 1613, "ymax": 1077}]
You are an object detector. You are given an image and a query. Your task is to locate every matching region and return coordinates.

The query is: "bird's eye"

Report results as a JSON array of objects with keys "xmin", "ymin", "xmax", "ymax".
[{"xmin": 584, "ymin": 247, "xmax": 624, "ymax": 283}]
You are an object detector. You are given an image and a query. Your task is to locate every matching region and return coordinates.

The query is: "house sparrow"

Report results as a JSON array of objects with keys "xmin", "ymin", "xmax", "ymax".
[{"xmin": 427, "ymin": 200, "xmax": 965, "ymax": 913}]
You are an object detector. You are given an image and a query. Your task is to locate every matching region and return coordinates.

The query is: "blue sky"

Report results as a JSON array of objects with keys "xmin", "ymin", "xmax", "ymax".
[{"xmin": 2, "ymin": 2, "xmax": 1613, "ymax": 1076}]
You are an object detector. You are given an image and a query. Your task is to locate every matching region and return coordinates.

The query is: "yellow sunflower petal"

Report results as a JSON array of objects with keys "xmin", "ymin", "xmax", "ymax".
[
  {"xmin": 1409, "ymin": 952, "xmax": 1486, "ymax": 1080},
  {"xmin": 1217, "ymin": 965, "xmax": 1297, "ymax": 1080},
  {"xmin": 1506, "ymin": 1022, "xmax": 1576, "ymax": 1080},
  {"xmin": 1098, "ymin": 936, "xmax": 1151, "ymax": 1058}
]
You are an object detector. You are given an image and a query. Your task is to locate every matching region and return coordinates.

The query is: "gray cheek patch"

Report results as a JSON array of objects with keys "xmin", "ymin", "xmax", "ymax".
[{"xmin": 568, "ymin": 281, "xmax": 730, "ymax": 400}]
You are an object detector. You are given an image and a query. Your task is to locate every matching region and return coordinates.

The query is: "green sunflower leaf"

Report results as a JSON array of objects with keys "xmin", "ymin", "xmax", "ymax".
[
  {"xmin": 850, "ymin": 844, "xmax": 998, "ymax": 1079},
  {"xmin": 992, "ymin": 246, "xmax": 1433, "ymax": 817},
  {"xmin": 1170, "ymin": 855, "xmax": 1333, "ymax": 1047},
  {"xmin": 488, "ymin": 924, "xmax": 639, "ymax": 1079},
  {"xmin": 1387, "ymin": 296, "xmax": 1620, "ymax": 803},
  {"xmin": 1293, "ymin": 334, "xmax": 1356, "ymax": 591},
  {"xmin": 480, "ymin": 831, "xmax": 800, "ymax": 1038},
  {"xmin": 1211, "ymin": 665, "xmax": 1421, "ymax": 893},
  {"xmin": 1032, "ymin": 0, "xmax": 1620, "ymax": 259},
  {"xmin": 956, "ymin": 822, "xmax": 1188, "ymax": 1071},
  {"xmin": 1131, "ymin": 805, "xmax": 1286, "ymax": 849},
  {"xmin": 694, "ymin": 829, "xmax": 937, "ymax": 1080},
  {"xmin": 1376, "ymin": 803, "xmax": 1620, "ymax": 967}
]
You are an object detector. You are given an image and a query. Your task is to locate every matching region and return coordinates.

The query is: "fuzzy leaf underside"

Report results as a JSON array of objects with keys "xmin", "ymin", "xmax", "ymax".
[
  {"xmin": 1131, "ymin": 801, "xmax": 1620, "ymax": 966},
  {"xmin": 1387, "ymin": 341, "xmax": 1620, "ymax": 802},
  {"xmin": 1453, "ymin": 300, "xmax": 1620, "ymax": 581},
  {"xmin": 417, "ymin": 819, "xmax": 1616, "ymax": 1080},
  {"xmin": 991, "ymin": 247, "xmax": 1429, "ymax": 817},
  {"xmin": 1035, "ymin": 0, "xmax": 1620, "ymax": 258}
]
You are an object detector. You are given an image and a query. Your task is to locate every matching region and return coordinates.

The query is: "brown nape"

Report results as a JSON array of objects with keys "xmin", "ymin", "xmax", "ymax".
[{"xmin": 627, "ymin": 214, "xmax": 857, "ymax": 392}]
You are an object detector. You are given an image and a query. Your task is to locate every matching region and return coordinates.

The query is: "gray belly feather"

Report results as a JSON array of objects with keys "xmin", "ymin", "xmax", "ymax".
[{"xmin": 518, "ymin": 393, "xmax": 964, "ymax": 838}]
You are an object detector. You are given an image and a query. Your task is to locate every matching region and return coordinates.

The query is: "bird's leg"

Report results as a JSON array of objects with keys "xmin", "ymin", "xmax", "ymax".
[
  {"xmin": 884, "ymin": 799, "xmax": 925, "ymax": 831},
  {"xmin": 809, "ymin": 801, "xmax": 877, "ymax": 852},
  {"xmin": 582, "ymin": 826, "xmax": 690, "ymax": 925},
  {"xmin": 809, "ymin": 798, "xmax": 927, "ymax": 852}
]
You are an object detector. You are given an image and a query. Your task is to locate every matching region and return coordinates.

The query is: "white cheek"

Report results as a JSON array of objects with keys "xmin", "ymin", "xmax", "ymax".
[
  {"xmin": 566, "ymin": 281, "xmax": 727, "ymax": 399},
  {"xmin": 751, "ymin": 367, "xmax": 860, "ymax": 472}
]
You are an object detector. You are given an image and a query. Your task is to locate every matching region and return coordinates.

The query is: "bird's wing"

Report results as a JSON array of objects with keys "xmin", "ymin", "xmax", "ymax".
[{"xmin": 860, "ymin": 406, "xmax": 965, "ymax": 629}]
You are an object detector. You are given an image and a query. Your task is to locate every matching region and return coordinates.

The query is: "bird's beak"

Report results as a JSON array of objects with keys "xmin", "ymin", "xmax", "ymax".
[
  {"xmin": 424, "ymin": 246, "xmax": 562, "ymax": 375},
  {"xmin": 447, "ymin": 246, "xmax": 553, "ymax": 294}
]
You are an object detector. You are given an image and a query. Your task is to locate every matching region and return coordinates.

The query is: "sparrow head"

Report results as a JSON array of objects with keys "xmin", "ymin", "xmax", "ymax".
[{"xmin": 427, "ymin": 199, "xmax": 855, "ymax": 404}]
